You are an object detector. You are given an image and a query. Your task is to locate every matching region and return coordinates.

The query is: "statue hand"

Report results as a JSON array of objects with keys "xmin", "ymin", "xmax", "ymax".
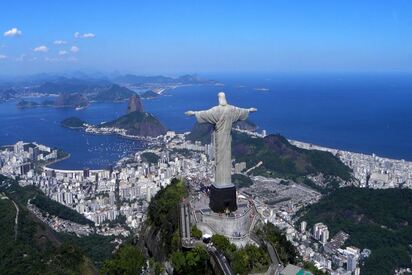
[
  {"xmin": 248, "ymin": 108, "xmax": 257, "ymax": 112},
  {"xmin": 185, "ymin": 111, "xmax": 196, "ymax": 116}
]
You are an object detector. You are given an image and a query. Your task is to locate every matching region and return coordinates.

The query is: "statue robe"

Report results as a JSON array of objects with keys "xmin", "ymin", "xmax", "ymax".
[{"xmin": 195, "ymin": 105, "xmax": 249, "ymax": 187}]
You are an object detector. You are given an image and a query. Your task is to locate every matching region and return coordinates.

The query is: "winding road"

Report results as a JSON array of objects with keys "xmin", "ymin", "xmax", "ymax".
[{"xmin": 11, "ymin": 199, "xmax": 19, "ymax": 241}]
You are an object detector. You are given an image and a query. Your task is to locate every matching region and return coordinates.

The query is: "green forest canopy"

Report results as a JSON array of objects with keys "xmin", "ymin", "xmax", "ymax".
[{"xmin": 300, "ymin": 187, "xmax": 412, "ymax": 275}]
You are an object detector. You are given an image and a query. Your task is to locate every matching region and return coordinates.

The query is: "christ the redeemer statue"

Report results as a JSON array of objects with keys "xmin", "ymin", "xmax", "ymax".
[{"xmin": 185, "ymin": 92, "xmax": 256, "ymax": 212}]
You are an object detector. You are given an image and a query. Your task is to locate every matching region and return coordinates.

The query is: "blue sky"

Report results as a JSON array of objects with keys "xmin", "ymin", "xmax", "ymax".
[{"xmin": 0, "ymin": 0, "xmax": 411, "ymax": 75}]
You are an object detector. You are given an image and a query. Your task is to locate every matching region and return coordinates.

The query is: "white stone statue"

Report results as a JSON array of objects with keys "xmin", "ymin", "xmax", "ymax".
[{"xmin": 185, "ymin": 92, "xmax": 256, "ymax": 188}]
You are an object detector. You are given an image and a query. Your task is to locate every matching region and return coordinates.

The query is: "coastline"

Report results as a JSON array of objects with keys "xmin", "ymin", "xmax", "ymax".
[
  {"xmin": 42, "ymin": 153, "xmax": 71, "ymax": 169},
  {"xmin": 289, "ymin": 139, "xmax": 411, "ymax": 164},
  {"xmin": 44, "ymin": 127, "xmax": 412, "ymax": 183},
  {"xmin": 289, "ymin": 139, "xmax": 412, "ymax": 188}
]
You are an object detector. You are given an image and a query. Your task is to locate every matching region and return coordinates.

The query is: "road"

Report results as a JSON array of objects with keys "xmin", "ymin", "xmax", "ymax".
[
  {"xmin": 180, "ymin": 201, "xmax": 191, "ymax": 240},
  {"xmin": 179, "ymin": 197, "xmax": 232, "ymax": 274},
  {"xmin": 208, "ymin": 246, "xmax": 234, "ymax": 275},
  {"xmin": 11, "ymin": 199, "xmax": 19, "ymax": 241}
]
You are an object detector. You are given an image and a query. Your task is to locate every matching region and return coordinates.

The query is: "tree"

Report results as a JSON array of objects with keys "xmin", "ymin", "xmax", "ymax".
[
  {"xmin": 147, "ymin": 178, "xmax": 188, "ymax": 255},
  {"xmin": 211, "ymin": 234, "xmax": 236, "ymax": 260},
  {"xmin": 101, "ymin": 244, "xmax": 145, "ymax": 275},
  {"xmin": 211, "ymin": 234, "xmax": 234, "ymax": 252},
  {"xmin": 232, "ymin": 244, "xmax": 270, "ymax": 275},
  {"xmin": 258, "ymin": 222, "xmax": 298, "ymax": 264},
  {"xmin": 170, "ymin": 251, "xmax": 186, "ymax": 273},
  {"xmin": 141, "ymin": 152, "xmax": 160, "ymax": 164},
  {"xmin": 191, "ymin": 225, "xmax": 202, "ymax": 239},
  {"xmin": 171, "ymin": 246, "xmax": 209, "ymax": 275}
]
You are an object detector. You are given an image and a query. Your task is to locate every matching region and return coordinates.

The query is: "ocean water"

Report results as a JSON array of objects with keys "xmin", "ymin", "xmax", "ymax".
[
  {"xmin": 1, "ymin": 73, "xmax": 412, "ymax": 169},
  {"xmin": 146, "ymin": 73, "xmax": 412, "ymax": 161},
  {"xmin": 0, "ymin": 98, "xmax": 144, "ymax": 169}
]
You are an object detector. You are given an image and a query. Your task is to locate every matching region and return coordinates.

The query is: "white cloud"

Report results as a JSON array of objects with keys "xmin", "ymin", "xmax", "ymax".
[
  {"xmin": 83, "ymin": 33, "xmax": 95, "ymax": 38},
  {"xmin": 74, "ymin": 32, "xmax": 95, "ymax": 39},
  {"xmin": 33, "ymin": 45, "xmax": 49, "ymax": 52},
  {"xmin": 59, "ymin": 50, "xmax": 68, "ymax": 56},
  {"xmin": 70, "ymin": 46, "xmax": 79, "ymax": 53},
  {"xmin": 4, "ymin": 27, "xmax": 22, "ymax": 37},
  {"xmin": 54, "ymin": 40, "xmax": 67, "ymax": 45},
  {"xmin": 0, "ymin": 54, "xmax": 7, "ymax": 60}
]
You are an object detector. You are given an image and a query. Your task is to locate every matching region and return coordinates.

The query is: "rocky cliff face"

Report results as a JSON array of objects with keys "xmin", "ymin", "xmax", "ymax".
[
  {"xmin": 139, "ymin": 225, "xmax": 167, "ymax": 262},
  {"xmin": 127, "ymin": 94, "xmax": 144, "ymax": 113}
]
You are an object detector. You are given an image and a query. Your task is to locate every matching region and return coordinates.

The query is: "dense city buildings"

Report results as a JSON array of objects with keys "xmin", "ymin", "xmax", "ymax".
[
  {"xmin": 291, "ymin": 140, "xmax": 412, "ymax": 189},
  {"xmin": 2, "ymin": 127, "xmax": 410, "ymax": 274}
]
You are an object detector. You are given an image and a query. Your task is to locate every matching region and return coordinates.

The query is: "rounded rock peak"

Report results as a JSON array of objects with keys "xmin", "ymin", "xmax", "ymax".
[{"xmin": 127, "ymin": 94, "xmax": 144, "ymax": 113}]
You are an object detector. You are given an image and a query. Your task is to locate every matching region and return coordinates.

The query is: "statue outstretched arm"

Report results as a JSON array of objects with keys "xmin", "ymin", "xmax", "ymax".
[
  {"xmin": 186, "ymin": 108, "xmax": 219, "ymax": 124},
  {"xmin": 185, "ymin": 111, "xmax": 196, "ymax": 116},
  {"xmin": 231, "ymin": 106, "xmax": 257, "ymax": 122}
]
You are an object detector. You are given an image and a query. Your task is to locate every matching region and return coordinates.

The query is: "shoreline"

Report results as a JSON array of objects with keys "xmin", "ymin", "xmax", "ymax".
[
  {"xmin": 289, "ymin": 139, "xmax": 412, "ymax": 165},
  {"xmin": 289, "ymin": 138, "xmax": 412, "ymax": 187},
  {"xmin": 42, "ymin": 151, "xmax": 72, "ymax": 171},
  {"xmin": 4, "ymin": 127, "xmax": 411, "ymax": 188},
  {"xmin": 235, "ymin": 127, "xmax": 412, "ymax": 164}
]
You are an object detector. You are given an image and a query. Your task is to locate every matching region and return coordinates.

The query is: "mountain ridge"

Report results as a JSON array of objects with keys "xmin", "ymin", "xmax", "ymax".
[
  {"xmin": 0, "ymin": 175, "xmax": 97, "ymax": 274},
  {"xmin": 188, "ymin": 123, "xmax": 352, "ymax": 182}
]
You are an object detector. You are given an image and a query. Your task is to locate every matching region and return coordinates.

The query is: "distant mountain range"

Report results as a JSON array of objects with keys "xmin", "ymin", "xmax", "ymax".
[
  {"xmin": 0, "ymin": 73, "xmax": 216, "ymax": 91},
  {"xmin": 34, "ymin": 77, "xmax": 111, "ymax": 94},
  {"xmin": 13, "ymin": 83, "xmax": 140, "ymax": 111},
  {"xmin": 91, "ymin": 84, "xmax": 135, "ymax": 102},
  {"xmin": 1, "ymin": 73, "xmax": 217, "ymax": 109},
  {"xmin": 112, "ymin": 74, "xmax": 217, "ymax": 85},
  {"xmin": 17, "ymin": 93, "xmax": 89, "ymax": 109}
]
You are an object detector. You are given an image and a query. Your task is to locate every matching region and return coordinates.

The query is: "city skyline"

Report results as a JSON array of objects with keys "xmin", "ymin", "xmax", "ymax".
[{"xmin": 1, "ymin": 1, "xmax": 412, "ymax": 75}]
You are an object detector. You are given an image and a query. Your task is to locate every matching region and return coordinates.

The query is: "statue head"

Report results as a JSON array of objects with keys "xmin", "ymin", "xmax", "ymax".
[{"xmin": 218, "ymin": 92, "xmax": 228, "ymax": 106}]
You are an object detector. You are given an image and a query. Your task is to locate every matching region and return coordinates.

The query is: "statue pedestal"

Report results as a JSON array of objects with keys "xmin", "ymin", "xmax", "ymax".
[
  {"xmin": 193, "ymin": 195, "xmax": 260, "ymax": 248},
  {"xmin": 209, "ymin": 184, "xmax": 237, "ymax": 212}
]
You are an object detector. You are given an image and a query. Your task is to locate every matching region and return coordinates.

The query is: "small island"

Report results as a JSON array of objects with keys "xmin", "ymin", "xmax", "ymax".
[
  {"xmin": 100, "ymin": 110, "xmax": 166, "ymax": 137},
  {"xmin": 60, "ymin": 94, "xmax": 166, "ymax": 138},
  {"xmin": 61, "ymin": 117, "xmax": 87, "ymax": 129}
]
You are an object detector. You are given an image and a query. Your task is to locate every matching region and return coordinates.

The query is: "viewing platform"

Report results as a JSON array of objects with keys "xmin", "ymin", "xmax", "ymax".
[{"xmin": 191, "ymin": 192, "xmax": 260, "ymax": 247}]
